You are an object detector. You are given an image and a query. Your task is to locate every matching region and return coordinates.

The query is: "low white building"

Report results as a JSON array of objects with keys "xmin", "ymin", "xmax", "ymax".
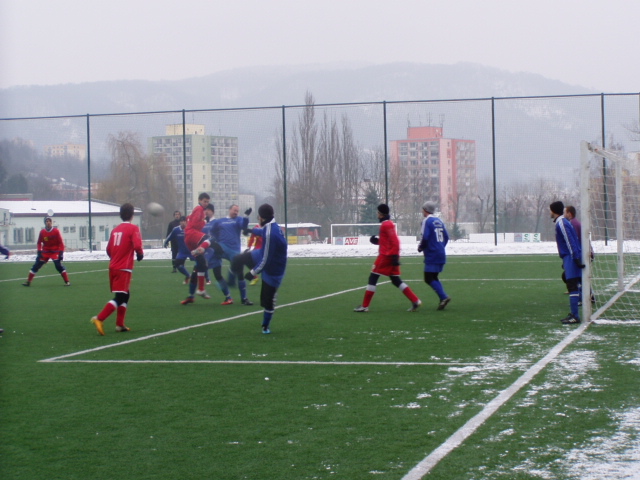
[{"xmin": 0, "ymin": 200, "xmax": 142, "ymax": 251}]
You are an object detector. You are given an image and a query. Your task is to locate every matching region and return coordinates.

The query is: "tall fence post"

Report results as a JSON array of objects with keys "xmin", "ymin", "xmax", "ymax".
[
  {"xmin": 282, "ymin": 105, "xmax": 288, "ymax": 228},
  {"xmin": 491, "ymin": 98, "xmax": 498, "ymax": 246},
  {"xmin": 182, "ymin": 109, "xmax": 188, "ymax": 213},
  {"xmin": 86, "ymin": 113, "xmax": 93, "ymax": 252},
  {"xmin": 600, "ymin": 94, "xmax": 609, "ymax": 244},
  {"xmin": 383, "ymin": 101, "xmax": 389, "ymax": 204}
]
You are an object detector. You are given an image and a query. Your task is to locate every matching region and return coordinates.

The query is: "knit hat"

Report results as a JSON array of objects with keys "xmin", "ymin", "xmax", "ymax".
[
  {"xmin": 422, "ymin": 201, "xmax": 437, "ymax": 214},
  {"xmin": 258, "ymin": 203, "xmax": 274, "ymax": 225},
  {"xmin": 377, "ymin": 204, "xmax": 390, "ymax": 215},
  {"xmin": 549, "ymin": 201, "xmax": 564, "ymax": 215}
]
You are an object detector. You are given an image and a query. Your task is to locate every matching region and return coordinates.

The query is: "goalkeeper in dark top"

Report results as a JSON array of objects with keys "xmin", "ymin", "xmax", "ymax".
[
  {"xmin": 354, "ymin": 204, "xmax": 421, "ymax": 313},
  {"xmin": 550, "ymin": 201, "xmax": 583, "ymax": 325}
]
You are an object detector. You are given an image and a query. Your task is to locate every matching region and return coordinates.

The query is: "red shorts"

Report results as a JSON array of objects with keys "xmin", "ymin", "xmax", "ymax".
[
  {"xmin": 372, "ymin": 254, "xmax": 400, "ymax": 277},
  {"xmin": 40, "ymin": 251, "xmax": 60, "ymax": 262},
  {"xmin": 109, "ymin": 269, "xmax": 132, "ymax": 293},
  {"xmin": 185, "ymin": 231, "xmax": 206, "ymax": 251}
]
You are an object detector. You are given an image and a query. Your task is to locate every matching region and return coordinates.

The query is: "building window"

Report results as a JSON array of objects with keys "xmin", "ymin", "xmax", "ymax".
[
  {"xmin": 80, "ymin": 226, "xmax": 87, "ymax": 239},
  {"xmin": 14, "ymin": 228, "xmax": 23, "ymax": 243},
  {"xmin": 25, "ymin": 228, "xmax": 35, "ymax": 242},
  {"xmin": 63, "ymin": 226, "xmax": 69, "ymax": 233},
  {"xmin": 70, "ymin": 226, "xmax": 76, "ymax": 233}
]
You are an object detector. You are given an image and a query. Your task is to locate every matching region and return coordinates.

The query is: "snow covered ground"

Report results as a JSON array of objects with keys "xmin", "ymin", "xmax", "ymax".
[
  {"xmin": 3, "ymin": 239, "xmax": 635, "ymax": 263},
  {"xmin": 4, "ymin": 240, "xmax": 562, "ymax": 263}
]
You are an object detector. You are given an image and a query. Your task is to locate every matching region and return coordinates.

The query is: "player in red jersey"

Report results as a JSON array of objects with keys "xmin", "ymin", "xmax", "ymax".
[
  {"xmin": 246, "ymin": 223, "xmax": 262, "ymax": 285},
  {"xmin": 22, "ymin": 216, "xmax": 71, "ymax": 286},
  {"xmin": 354, "ymin": 204, "xmax": 421, "ymax": 313},
  {"xmin": 91, "ymin": 203, "xmax": 143, "ymax": 335},
  {"xmin": 181, "ymin": 192, "xmax": 213, "ymax": 304}
]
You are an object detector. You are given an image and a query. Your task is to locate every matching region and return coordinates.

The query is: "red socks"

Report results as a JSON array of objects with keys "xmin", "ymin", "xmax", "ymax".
[{"xmin": 97, "ymin": 300, "xmax": 117, "ymax": 321}]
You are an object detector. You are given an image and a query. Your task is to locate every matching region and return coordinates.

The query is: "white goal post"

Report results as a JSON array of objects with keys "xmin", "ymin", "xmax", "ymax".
[
  {"xmin": 581, "ymin": 141, "xmax": 640, "ymax": 322},
  {"xmin": 330, "ymin": 223, "xmax": 380, "ymax": 245}
]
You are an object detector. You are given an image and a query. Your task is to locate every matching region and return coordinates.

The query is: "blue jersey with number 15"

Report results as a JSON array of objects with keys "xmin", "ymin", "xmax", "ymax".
[{"xmin": 419, "ymin": 215, "xmax": 448, "ymax": 265}]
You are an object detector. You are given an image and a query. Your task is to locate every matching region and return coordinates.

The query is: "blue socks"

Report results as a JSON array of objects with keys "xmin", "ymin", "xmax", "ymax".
[
  {"xmin": 262, "ymin": 310, "xmax": 273, "ymax": 328},
  {"xmin": 430, "ymin": 280, "xmax": 447, "ymax": 301}
]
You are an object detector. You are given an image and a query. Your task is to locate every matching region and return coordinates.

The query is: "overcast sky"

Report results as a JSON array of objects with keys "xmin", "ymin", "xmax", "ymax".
[{"xmin": 1, "ymin": 0, "xmax": 638, "ymax": 93}]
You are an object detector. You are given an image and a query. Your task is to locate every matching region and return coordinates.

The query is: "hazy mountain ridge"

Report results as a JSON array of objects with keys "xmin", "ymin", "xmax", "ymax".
[
  {"xmin": 2, "ymin": 62, "xmax": 633, "ymax": 197},
  {"xmin": 0, "ymin": 62, "xmax": 598, "ymax": 118}
]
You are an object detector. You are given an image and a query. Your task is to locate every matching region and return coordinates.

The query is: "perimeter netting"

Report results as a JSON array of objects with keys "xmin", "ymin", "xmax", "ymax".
[{"xmin": 581, "ymin": 141, "xmax": 640, "ymax": 322}]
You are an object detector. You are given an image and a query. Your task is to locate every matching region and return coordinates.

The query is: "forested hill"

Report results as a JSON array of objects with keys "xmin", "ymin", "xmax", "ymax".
[{"xmin": 0, "ymin": 62, "xmax": 597, "ymax": 118}]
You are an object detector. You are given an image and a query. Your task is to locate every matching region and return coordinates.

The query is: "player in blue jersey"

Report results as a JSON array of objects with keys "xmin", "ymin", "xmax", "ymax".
[
  {"xmin": 232, "ymin": 204, "xmax": 287, "ymax": 334},
  {"xmin": 201, "ymin": 204, "xmax": 233, "ymax": 304},
  {"xmin": 164, "ymin": 216, "xmax": 192, "ymax": 283},
  {"xmin": 210, "ymin": 204, "xmax": 253, "ymax": 305},
  {"xmin": 550, "ymin": 201, "xmax": 584, "ymax": 324},
  {"xmin": 418, "ymin": 201, "xmax": 451, "ymax": 310}
]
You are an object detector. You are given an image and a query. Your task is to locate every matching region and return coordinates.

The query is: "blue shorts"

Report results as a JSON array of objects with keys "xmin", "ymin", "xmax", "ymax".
[
  {"xmin": 220, "ymin": 243, "xmax": 240, "ymax": 263},
  {"xmin": 424, "ymin": 264, "xmax": 444, "ymax": 274},
  {"xmin": 205, "ymin": 248, "xmax": 222, "ymax": 269},
  {"xmin": 562, "ymin": 255, "xmax": 582, "ymax": 281}
]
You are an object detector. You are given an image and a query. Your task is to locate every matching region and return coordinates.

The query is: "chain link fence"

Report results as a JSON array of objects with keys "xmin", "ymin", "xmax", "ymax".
[{"xmin": 1, "ymin": 92, "xmax": 638, "ymax": 249}]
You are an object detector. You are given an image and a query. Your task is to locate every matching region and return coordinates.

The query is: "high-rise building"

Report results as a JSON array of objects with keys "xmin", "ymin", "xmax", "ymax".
[
  {"xmin": 390, "ymin": 126, "xmax": 476, "ymax": 223},
  {"xmin": 149, "ymin": 124, "xmax": 238, "ymax": 212}
]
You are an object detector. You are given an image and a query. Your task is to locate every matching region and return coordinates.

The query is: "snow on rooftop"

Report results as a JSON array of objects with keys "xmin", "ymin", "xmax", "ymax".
[{"xmin": 0, "ymin": 200, "xmax": 141, "ymax": 215}]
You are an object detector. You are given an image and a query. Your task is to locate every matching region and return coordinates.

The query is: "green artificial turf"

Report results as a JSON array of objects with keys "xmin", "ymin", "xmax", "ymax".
[{"xmin": 1, "ymin": 255, "xmax": 639, "ymax": 479}]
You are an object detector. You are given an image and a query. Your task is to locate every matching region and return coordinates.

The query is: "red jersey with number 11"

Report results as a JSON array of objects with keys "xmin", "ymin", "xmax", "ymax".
[{"xmin": 107, "ymin": 222, "xmax": 143, "ymax": 271}]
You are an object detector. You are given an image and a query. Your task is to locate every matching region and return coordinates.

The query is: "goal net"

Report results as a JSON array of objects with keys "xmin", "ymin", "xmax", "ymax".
[
  {"xmin": 581, "ymin": 141, "xmax": 640, "ymax": 322},
  {"xmin": 330, "ymin": 223, "xmax": 380, "ymax": 245}
]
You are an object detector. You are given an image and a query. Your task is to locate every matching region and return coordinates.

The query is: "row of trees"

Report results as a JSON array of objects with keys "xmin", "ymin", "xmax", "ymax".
[
  {"xmin": 271, "ymin": 92, "xmax": 585, "ymax": 241},
  {"xmin": 0, "ymin": 134, "xmax": 179, "ymax": 239},
  {"xmin": 96, "ymin": 132, "xmax": 179, "ymax": 238},
  {"xmin": 3, "ymin": 109, "xmax": 636, "ymax": 242}
]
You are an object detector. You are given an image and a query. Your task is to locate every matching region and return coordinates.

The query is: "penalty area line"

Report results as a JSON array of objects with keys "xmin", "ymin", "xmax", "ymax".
[
  {"xmin": 401, "ymin": 320, "xmax": 591, "ymax": 480},
  {"xmin": 39, "ymin": 284, "xmax": 369, "ymax": 363},
  {"xmin": 41, "ymin": 359, "xmax": 513, "ymax": 366}
]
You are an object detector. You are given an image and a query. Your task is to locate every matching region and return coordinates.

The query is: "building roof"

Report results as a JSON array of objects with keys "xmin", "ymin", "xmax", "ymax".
[
  {"xmin": 0, "ymin": 200, "xmax": 141, "ymax": 216},
  {"xmin": 283, "ymin": 223, "xmax": 321, "ymax": 229}
]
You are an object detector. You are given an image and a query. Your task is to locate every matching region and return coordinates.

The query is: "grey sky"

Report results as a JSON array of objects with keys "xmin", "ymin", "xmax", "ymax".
[{"xmin": 1, "ymin": 0, "xmax": 638, "ymax": 93}]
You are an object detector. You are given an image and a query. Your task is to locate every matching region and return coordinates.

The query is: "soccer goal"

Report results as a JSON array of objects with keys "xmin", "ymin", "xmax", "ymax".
[
  {"xmin": 330, "ymin": 223, "xmax": 380, "ymax": 245},
  {"xmin": 581, "ymin": 141, "xmax": 640, "ymax": 322}
]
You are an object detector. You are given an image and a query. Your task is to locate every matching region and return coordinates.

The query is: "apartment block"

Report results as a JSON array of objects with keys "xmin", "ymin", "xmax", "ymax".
[
  {"xmin": 390, "ymin": 126, "xmax": 477, "ymax": 223},
  {"xmin": 149, "ymin": 124, "xmax": 238, "ymax": 212}
]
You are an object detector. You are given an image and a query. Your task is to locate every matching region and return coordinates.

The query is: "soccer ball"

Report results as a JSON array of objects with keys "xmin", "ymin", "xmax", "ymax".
[{"xmin": 146, "ymin": 202, "xmax": 165, "ymax": 217}]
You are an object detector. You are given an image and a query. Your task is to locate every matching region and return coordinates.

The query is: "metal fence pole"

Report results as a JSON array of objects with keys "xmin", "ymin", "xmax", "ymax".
[
  {"xmin": 601, "ymin": 94, "xmax": 609, "ymax": 244},
  {"xmin": 282, "ymin": 105, "xmax": 288, "ymax": 227},
  {"xmin": 491, "ymin": 98, "xmax": 498, "ymax": 246},
  {"xmin": 86, "ymin": 113, "xmax": 93, "ymax": 252},
  {"xmin": 182, "ymin": 109, "xmax": 188, "ymax": 213},
  {"xmin": 383, "ymin": 101, "xmax": 389, "ymax": 204}
]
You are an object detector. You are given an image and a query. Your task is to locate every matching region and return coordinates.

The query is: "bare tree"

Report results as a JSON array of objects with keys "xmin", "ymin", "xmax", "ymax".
[
  {"xmin": 273, "ymin": 92, "xmax": 363, "ymax": 233},
  {"xmin": 475, "ymin": 177, "xmax": 494, "ymax": 234},
  {"xmin": 96, "ymin": 131, "xmax": 178, "ymax": 238}
]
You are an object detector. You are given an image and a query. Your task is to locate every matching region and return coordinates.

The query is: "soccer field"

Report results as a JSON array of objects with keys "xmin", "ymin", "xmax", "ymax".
[{"xmin": 2, "ymin": 255, "xmax": 640, "ymax": 479}]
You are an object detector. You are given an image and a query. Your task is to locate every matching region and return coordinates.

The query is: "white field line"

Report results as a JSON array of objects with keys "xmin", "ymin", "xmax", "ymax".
[
  {"xmin": 39, "ymin": 284, "xmax": 369, "ymax": 363},
  {"xmin": 37, "ymin": 272, "xmax": 558, "ymax": 363},
  {"xmin": 401, "ymin": 320, "xmax": 591, "ymax": 480},
  {"xmin": 32, "ymin": 264, "xmax": 578, "ymax": 476},
  {"xmin": 0, "ymin": 268, "xmax": 108, "ymax": 283},
  {"xmin": 44, "ymin": 359, "xmax": 503, "ymax": 366}
]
